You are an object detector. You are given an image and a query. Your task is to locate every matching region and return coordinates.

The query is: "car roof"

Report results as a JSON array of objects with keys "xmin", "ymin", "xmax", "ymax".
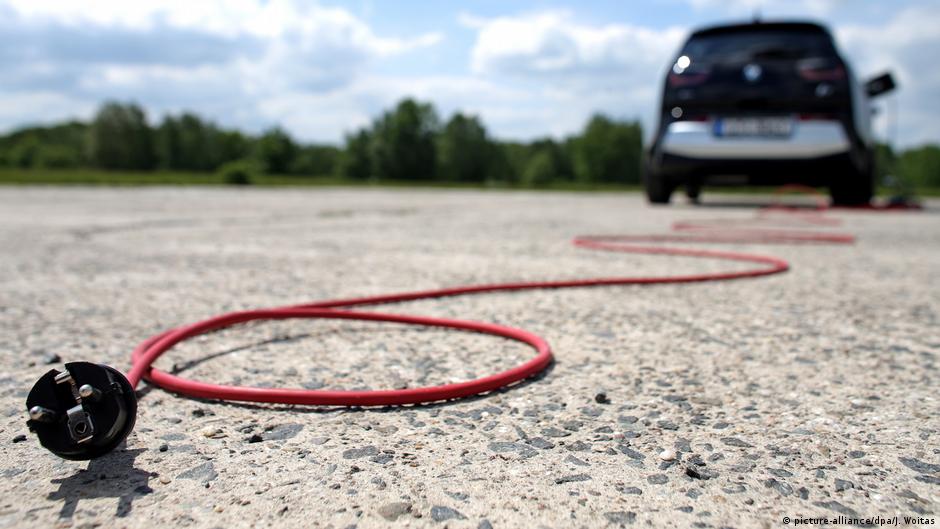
[{"xmin": 690, "ymin": 20, "xmax": 833, "ymax": 38}]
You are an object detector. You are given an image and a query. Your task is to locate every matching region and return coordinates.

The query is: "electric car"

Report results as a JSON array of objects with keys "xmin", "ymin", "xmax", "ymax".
[{"xmin": 644, "ymin": 20, "xmax": 895, "ymax": 204}]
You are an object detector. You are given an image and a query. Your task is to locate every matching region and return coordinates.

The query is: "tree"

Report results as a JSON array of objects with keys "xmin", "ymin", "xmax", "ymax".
[
  {"xmin": 217, "ymin": 131, "xmax": 251, "ymax": 166},
  {"xmin": 338, "ymin": 129, "xmax": 373, "ymax": 179},
  {"xmin": 0, "ymin": 122, "xmax": 86, "ymax": 169},
  {"xmin": 6, "ymin": 135, "xmax": 40, "ymax": 168},
  {"xmin": 290, "ymin": 145, "xmax": 341, "ymax": 176},
  {"xmin": 521, "ymin": 150, "xmax": 556, "ymax": 187},
  {"xmin": 156, "ymin": 114, "xmax": 245, "ymax": 171},
  {"xmin": 154, "ymin": 116, "xmax": 182, "ymax": 170},
  {"xmin": 371, "ymin": 99, "xmax": 439, "ymax": 180},
  {"xmin": 256, "ymin": 127, "xmax": 297, "ymax": 174},
  {"xmin": 498, "ymin": 142, "xmax": 531, "ymax": 185},
  {"xmin": 437, "ymin": 113, "xmax": 492, "ymax": 182},
  {"xmin": 897, "ymin": 145, "xmax": 940, "ymax": 188},
  {"xmin": 483, "ymin": 143, "xmax": 514, "ymax": 185},
  {"xmin": 572, "ymin": 114, "xmax": 643, "ymax": 184},
  {"xmin": 177, "ymin": 113, "xmax": 213, "ymax": 170},
  {"xmin": 34, "ymin": 144, "xmax": 82, "ymax": 168},
  {"xmin": 529, "ymin": 138, "xmax": 574, "ymax": 181},
  {"xmin": 87, "ymin": 102, "xmax": 154, "ymax": 170}
]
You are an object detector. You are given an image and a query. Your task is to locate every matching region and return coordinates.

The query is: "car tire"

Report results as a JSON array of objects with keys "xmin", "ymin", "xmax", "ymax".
[
  {"xmin": 830, "ymin": 164, "xmax": 873, "ymax": 206},
  {"xmin": 644, "ymin": 161, "xmax": 674, "ymax": 204}
]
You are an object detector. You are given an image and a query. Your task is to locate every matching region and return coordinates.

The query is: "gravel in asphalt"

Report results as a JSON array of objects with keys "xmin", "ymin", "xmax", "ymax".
[{"xmin": 0, "ymin": 187, "xmax": 937, "ymax": 528}]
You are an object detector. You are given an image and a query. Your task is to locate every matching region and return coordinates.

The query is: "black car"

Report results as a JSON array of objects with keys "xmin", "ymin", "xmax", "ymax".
[{"xmin": 644, "ymin": 20, "xmax": 895, "ymax": 204}]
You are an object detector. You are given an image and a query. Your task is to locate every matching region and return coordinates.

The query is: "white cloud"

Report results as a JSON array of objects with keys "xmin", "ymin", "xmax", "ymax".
[
  {"xmin": 461, "ymin": 11, "xmax": 685, "ymax": 141},
  {"xmin": 0, "ymin": 0, "xmax": 442, "ymax": 136},
  {"xmin": 836, "ymin": 4, "xmax": 940, "ymax": 146},
  {"xmin": 684, "ymin": 0, "xmax": 850, "ymax": 18},
  {"xmin": 456, "ymin": 12, "xmax": 488, "ymax": 30},
  {"xmin": 460, "ymin": 6, "xmax": 940, "ymax": 146},
  {"xmin": 3, "ymin": 0, "xmax": 441, "ymax": 55},
  {"xmin": 1, "ymin": 1, "xmax": 937, "ymax": 148},
  {"xmin": 466, "ymin": 11, "xmax": 684, "ymax": 80},
  {"xmin": 0, "ymin": 92, "xmax": 95, "ymax": 127},
  {"xmin": 255, "ymin": 74, "xmax": 539, "ymax": 141}
]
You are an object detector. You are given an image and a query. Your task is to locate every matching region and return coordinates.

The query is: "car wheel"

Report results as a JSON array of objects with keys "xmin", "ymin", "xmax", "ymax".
[
  {"xmin": 830, "ymin": 165, "xmax": 873, "ymax": 206},
  {"xmin": 644, "ymin": 161, "xmax": 674, "ymax": 204}
]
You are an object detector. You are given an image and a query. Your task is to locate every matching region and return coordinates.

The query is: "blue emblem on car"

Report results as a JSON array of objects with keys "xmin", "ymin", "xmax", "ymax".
[{"xmin": 743, "ymin": 63, "xmax": 762, "ymax": 82}]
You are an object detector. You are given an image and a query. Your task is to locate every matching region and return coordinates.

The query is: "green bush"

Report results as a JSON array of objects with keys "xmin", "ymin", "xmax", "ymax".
[
  {"xmin": 897, "ymin": 145, "xmax": 940, "ymax": 188},
  {"xmin": 216, "ymin": 159, "xmax": 258, "ymax": 185},
  {"xmin": 34, "ymin": 144, "xmax": 82, "ymax": 169},
  {"xmin": 521, "ymin": 150, "xmax": 556, "ymax": 187},
  {"xmin": 7, "ymin": 136, "xmax": 40, "ymax": 168},
  {"xmin": 289, "ymin": 145, "xmax": 340, "ymax": 176}
]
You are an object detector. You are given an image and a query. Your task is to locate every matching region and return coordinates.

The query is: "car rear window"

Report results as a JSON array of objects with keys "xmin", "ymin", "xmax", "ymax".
[{"xmin": 682, "ymin": 29, "xmax": 836, "ymax": 63}]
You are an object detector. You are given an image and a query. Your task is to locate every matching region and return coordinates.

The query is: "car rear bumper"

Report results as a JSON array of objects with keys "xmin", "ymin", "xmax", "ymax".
[
  {"xmin": 652, "ymin": 150, "xmax": 857, "ymax": 187},
  {"xmin": 660, "ymin": 119, "xmax": 850, "ymax": 160}
]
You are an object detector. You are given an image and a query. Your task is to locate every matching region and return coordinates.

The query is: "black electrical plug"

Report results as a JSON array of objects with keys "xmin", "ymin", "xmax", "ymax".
[{"xmin": 25, "ymin": 362, "xmax": 137, "ymax": 460}]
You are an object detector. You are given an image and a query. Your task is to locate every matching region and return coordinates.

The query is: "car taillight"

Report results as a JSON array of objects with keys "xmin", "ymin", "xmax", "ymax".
[
  {"xmin": 798, "ymin": 113, "xmax": 839, "ymax": 121},
  {"xmin": 668, "ymin": 55, "xmax": 710, "ymax": 87},
  {"xmin": 797, "ymin": 58, "xmax": 846, "ymax": 81},
  {"xmin": 668, "ymin": 71, "xmax": 710, "ymax": 87}
]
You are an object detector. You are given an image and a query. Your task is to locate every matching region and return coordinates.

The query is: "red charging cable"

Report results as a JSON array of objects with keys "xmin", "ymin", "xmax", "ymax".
[{"xmin": 127, "ymin": 196, "xmax": 857, "ymax": 407}]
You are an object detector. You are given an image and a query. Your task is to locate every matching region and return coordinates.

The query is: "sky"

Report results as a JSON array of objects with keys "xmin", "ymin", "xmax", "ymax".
[{"xmin": 1, "ymin": 0, "xmax": 938, "ymax": 147}]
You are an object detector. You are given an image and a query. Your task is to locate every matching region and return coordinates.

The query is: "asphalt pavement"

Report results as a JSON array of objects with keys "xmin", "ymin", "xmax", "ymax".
[{"xmin": 0, "ymin": 187, "xmax": 937, "ymax": 528}]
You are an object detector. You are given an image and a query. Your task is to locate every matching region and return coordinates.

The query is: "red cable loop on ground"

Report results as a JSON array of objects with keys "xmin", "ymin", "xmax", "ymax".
[{"xmin": 127, "ymin": 196, "xmax": 869, "ymax": 407}]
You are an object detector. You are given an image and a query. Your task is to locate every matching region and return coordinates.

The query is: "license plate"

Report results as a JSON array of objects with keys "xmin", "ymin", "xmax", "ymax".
[{"xmin": 714, "ymin": 117, "xmax": 793, "ymax": 138}]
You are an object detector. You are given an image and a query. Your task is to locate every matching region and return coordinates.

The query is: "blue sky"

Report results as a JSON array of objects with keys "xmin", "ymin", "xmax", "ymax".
[{"xmin": 1, "ymin": 0, "xmax": 937, "ymax": 147}]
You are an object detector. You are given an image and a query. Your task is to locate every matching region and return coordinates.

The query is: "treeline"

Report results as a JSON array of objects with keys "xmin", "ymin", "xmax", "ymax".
[
  {"xmin": 0, "ymin": 99, "xmax": 644, "ymax": 186},
  {"xmin": 0, "ymin": 103, "xmax": 339, "ymax": 180},
  {"xmin": 3, "ymin": 99, "xmax": 938, "ymax": 189},
  {"xmin": 339, "ymin": 99, "xmax": 643, "ymax": 186},
  {"xmin": 876, "ymin": 143, "xmax": 940, "ymax": 190}
]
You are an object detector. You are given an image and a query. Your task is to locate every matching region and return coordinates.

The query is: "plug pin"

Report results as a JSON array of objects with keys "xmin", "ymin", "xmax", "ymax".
[
  {"xmin": 29, "ymin": 405, "xmax": 57, "ymax": 423},
  {"xmin": 78, "ymin": 384, "xmax": 102, "ymax": 401}
]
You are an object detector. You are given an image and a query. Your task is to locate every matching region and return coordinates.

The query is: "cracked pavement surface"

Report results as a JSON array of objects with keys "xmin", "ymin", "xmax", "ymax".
[{"xmin": 0, "ymin": 187, "xmax": 938, "ymax": 528}]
